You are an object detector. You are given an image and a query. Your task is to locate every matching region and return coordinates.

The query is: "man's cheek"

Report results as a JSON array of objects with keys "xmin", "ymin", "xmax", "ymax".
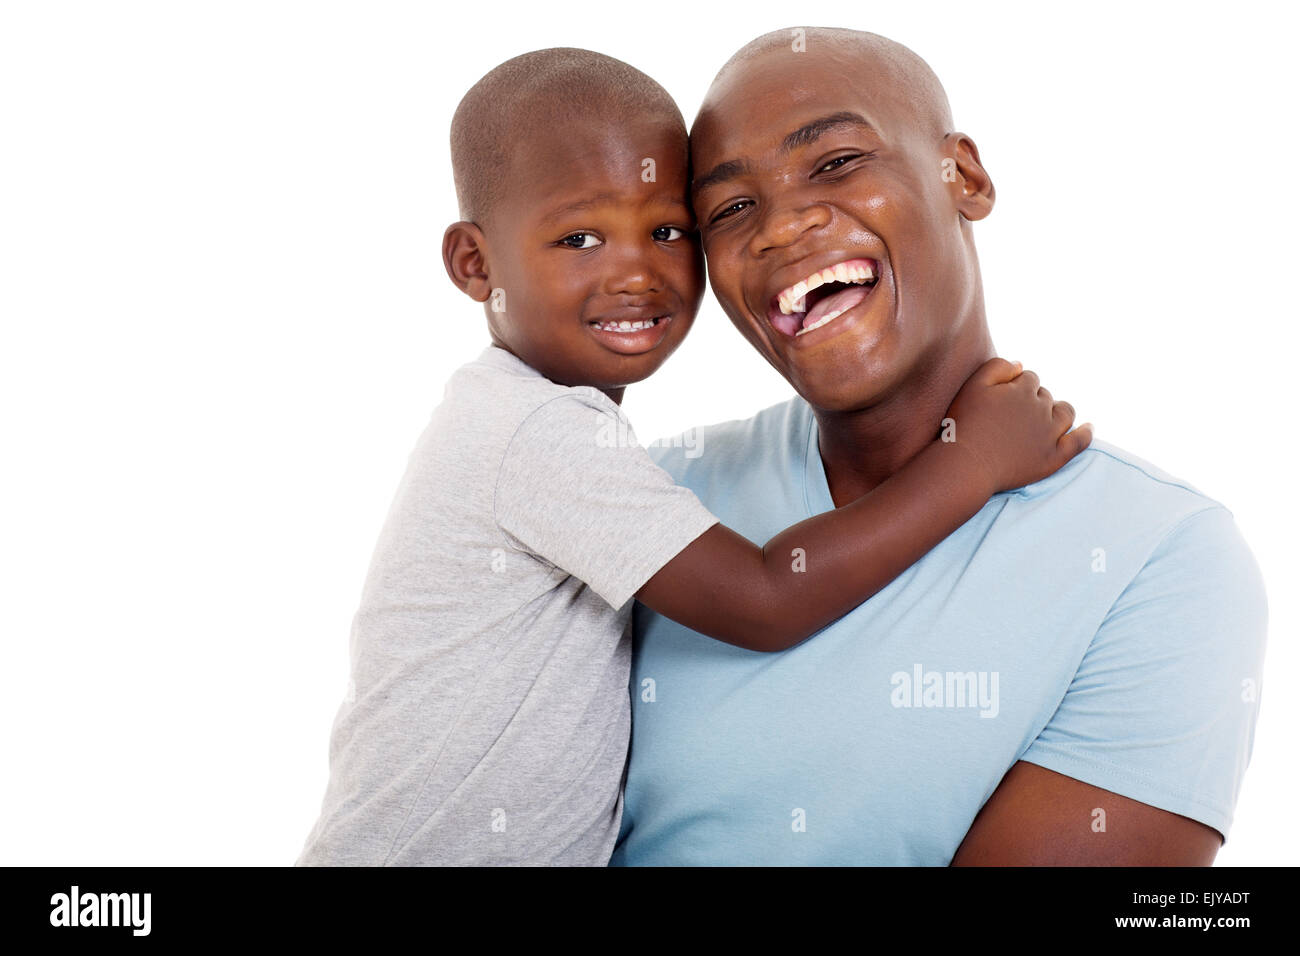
[{"xmin": 703, "ymin": 253, "xmax": 739, "ymax": 299}]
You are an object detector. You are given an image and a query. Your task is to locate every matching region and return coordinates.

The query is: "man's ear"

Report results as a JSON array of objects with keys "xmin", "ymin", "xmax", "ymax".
[
  {"xmin": 942, "ymin": 133, "xmax": 995, "ymax": 222},
  {"xmin": 442, "ymin": 221, "xmax": 493, "ymax": 302}
]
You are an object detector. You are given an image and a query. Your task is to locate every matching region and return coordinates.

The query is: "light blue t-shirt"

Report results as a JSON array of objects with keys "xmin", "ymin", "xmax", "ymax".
[{"xmin": 611, "ymin": 396, "xmax": 1268, "ymax": 866}]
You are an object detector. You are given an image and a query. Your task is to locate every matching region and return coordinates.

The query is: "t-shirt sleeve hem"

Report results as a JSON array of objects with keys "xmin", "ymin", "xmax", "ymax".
[
  {"xmin": 1018, "ymin": 741, "xmax": 1233, "ymax": 843},
  {"xmin": 597, "ymin": 508, "xmax": 721, "ymax": 611}
]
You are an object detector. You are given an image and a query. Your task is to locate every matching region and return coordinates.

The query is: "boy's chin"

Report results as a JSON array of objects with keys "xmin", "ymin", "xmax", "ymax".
[{"xmin": 584, "ymin": 349, "xmax": 677, "ymax": 385}]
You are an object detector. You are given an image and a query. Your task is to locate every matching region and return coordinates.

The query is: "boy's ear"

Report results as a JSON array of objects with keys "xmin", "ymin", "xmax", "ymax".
[
  {"xmin": 942, "ymin": 132, "xmax": 995, "ymax": 222},
  {"xmin": 442, "ymin": 221, "xmax": 493, "ymax": 302}
]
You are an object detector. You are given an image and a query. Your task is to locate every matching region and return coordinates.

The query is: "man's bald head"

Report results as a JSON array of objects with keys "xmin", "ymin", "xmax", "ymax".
[
  {"xmin": 700, "ymin": 28, "xmax": 954, "ymax": 143},
  {"xmin": 451, "ymin": 48, "xmax": 684, "ymax": 229}
]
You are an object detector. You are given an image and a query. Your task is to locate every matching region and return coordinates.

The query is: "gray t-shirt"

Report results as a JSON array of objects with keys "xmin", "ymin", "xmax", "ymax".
[{"xmin": 296, "ymin": 343, "xmax": 719, "ymax": 865}]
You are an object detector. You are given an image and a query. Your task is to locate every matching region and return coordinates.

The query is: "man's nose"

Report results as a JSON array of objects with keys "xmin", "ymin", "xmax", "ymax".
[{"xmin": 749, "ymin": 202, "xmax": 832, "ymax": 256}]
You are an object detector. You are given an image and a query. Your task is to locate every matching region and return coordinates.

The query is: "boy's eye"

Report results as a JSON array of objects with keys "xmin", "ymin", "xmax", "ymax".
[
  {"xmin": 652, "ymin": 225, "xmax": 687, "ymax": 241},
  {"xmin": 559, "ymin": 233, "xmax": 601, "ymax": 249}
]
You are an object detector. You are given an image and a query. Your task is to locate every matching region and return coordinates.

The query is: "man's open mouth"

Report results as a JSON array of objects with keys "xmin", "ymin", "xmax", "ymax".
[{"xmin": 767, "ymin": 258, "xmax": 878, "ymax": 337}]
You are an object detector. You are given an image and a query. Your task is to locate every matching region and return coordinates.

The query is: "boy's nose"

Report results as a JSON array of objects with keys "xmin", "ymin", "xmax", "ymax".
[{"xmin": 604, "ymin": 263, "xmax": 662, "ymax": 295}]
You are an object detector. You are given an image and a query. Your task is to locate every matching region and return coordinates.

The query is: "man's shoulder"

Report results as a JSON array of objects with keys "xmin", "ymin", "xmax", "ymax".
[
  {"xmin": 1021, "ymin": 438, "xmax": 1263, "ymax": 616},
  {"xmin": 645, "ymin": 404, "xmax": 1229, "ymax": 513},
  {"xmin": 1046, "ymin": 436, "xmax": 1214, "ymax": 496},
  {"xmin": 1019, "ymin": 435, "xmax": 1234, "ymax": 537},
  {"xmin": 643, "ymin": 394, "xmax": 806, "ymax": 482}
]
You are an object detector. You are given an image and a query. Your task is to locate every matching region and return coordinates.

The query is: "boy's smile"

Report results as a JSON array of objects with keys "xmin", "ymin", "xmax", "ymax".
[{"xmin": 691, "ymin": 43, "xmax": 994, "ymax": 413}]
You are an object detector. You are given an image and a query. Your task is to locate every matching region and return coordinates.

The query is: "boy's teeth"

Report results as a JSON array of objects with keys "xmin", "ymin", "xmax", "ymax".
[{"xmin": 594, "ymin": 318, "xmax": 658, "ymax": 332}]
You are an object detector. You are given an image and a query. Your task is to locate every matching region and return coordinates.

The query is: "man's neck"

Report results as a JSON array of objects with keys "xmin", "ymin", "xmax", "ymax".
[{"xmin": 814, "ymin": 321, "xmax": 996, "ymax": 509}]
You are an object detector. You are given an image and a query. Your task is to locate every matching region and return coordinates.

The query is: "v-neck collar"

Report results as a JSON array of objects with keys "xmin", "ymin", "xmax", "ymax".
[
  {"xmin": 802, "ymin": 403, "xmax": 835, "ymax": 518},
  {"xmin": 802, "ymin": 398, "xmax": 1049, "ymax": 513}
]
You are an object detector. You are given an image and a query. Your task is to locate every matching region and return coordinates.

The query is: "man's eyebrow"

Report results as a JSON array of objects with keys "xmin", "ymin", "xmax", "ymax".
[
  {"xmin": 692, "ymin": 159, "xmax": 752, "ymax": 195},
  {"xmin": 692, "ymin": 112, "xmax": 876, "ymax": 194},
  {"xmin": 780, "ymin": 111, "xmax": 876, "ymax": 153}
]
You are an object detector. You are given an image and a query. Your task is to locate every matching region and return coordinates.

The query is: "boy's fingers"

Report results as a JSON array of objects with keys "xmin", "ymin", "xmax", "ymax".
[
  {"xmin": 1058, "ymin": 422, "xmax": 1094, "ymax": 461},
  {"xmin": 1015, "ymin": 368, "xmax": 1040, "ymax": 393},
  {"xmin": 1052, "ymin": 399, "xmax": 1075, "ymax": 427},
  {"xmin": 972, "ymin": 357, "xmax": 1022, "ymax": 386}
]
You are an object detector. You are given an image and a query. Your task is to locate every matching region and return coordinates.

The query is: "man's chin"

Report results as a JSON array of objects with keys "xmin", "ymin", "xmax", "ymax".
[
  {"xmin": 791, "ymin": 374, "xmax": 893, "ymax": 415},
  {"xmin": 756, "ymin": 321, "xmax": 903, "ymax": 411}
]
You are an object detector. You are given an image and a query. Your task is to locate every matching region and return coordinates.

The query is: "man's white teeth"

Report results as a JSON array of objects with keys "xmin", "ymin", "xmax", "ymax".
[
  {"xmin": 795, "ymin": 306, "xmax": 850, "ymax": 336},
  {"xmin": 593, "ymin": 318, "xmax": 658, "ymax": 332},
  {"xmin": 777, "ymin": 261, "xmax": 875, "ymax": 315}
]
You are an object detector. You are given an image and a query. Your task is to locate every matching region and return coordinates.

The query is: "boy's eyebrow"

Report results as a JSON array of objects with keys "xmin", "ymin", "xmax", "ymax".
[
  {"xmin": 541, "ymin": 191, "xmax": 692, "ymax": 226},
  {"xmin": 693, "ymin": 111, "xmax": 877, "ymax": 195},
  {"xmin": 540, "ymin": 191, "xmax": 625, "ymax": 224}
]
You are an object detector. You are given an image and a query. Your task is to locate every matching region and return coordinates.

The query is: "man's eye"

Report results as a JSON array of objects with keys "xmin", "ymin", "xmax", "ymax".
[
  {"xmin": 559, "ymin": 233, "xmax": 601, "ymax": 249},
  {"xmin": 817, "ymin": 151, "xmax": 875, "ymax": 174},
  {"xmin": 710, "ymin": 200, "xmax": 752, "ymax": 224},
  {"xmin": 652, "ymin": 225, "xmax": 687, "ymax": 241},
  {"xmin": 817, "ymin": 155, "xmax": 857, "ymax": 173}
]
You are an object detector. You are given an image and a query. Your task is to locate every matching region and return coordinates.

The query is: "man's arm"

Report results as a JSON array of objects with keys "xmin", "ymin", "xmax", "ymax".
[
  {"xmin": 950, "ymin": 762, "xmax": 1221, "ymax": 866},
  {"xmin": 953, "ymin": 497, "xmax": 1267, "ymax": 866}
]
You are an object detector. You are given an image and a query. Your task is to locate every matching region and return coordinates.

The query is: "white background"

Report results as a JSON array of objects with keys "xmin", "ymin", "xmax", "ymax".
[{"xmin": 1, "ymin": 0, "xmax": 1295, "ymax": 865}]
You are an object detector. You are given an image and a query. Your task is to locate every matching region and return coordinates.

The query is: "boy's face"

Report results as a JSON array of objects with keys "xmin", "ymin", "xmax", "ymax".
[
  {"xmin": 479, "ymin": 116, "xmax": 703, "ymax": 397},
  {"xmin": 690, "ymin": 47, "xmax": 990, "ymax": 412}
]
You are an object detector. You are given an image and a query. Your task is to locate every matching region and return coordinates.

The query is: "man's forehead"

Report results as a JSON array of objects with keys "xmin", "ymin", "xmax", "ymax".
[
  {"xmin": 692, "ymin": 92, "xmax": 893, "ymax": 172},
  {"xmin": 692, "ymin": 34, "xmax": 951, "ymax": 160},
  {"xmin": 694, "ymin": 55, "xmax": 899, "ymax": 147}
]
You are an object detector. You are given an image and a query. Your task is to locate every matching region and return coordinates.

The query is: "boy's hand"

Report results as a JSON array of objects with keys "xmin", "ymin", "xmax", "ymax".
[{"xmin": 943, "ymin": 357, "xmax": 1093, "ymax": 495}]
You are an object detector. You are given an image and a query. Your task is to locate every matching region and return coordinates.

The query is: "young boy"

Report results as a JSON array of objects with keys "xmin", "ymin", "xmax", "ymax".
[{"xmin": 296, "ymin": 48, "xmax": 1091, "ymax": 866}]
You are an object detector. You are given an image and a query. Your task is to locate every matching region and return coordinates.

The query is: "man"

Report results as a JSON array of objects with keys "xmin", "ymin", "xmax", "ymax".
[{"xmin": 609, "ymin": 27, "xmax": 1267, "ymax": 865}]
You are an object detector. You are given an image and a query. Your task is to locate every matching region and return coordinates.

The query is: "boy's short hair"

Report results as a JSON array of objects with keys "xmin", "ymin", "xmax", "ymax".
[{"xmin": 450, "ymin": 48, "xmax": 685, "ymax": 229}]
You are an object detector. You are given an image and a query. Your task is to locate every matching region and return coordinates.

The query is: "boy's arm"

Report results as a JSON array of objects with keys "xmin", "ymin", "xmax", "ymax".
[
  {"xmin": 634, "ymin": 436, "xmax": 997, "ymax": 652},
  {"xmin": 636, "ymin": 358, "xmax": 1092, "ymax": 652}
]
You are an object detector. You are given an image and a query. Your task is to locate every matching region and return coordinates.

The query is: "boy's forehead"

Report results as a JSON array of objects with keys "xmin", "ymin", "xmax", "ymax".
[
  {"xmin": 531, "ymin": 111, "xmax": 685, "ymax": 156},
  {"xmin": 500, "ymin": 119, "xmax": 690, "ymax": 216},
  {"xmin": 523, "ymin": 120, "xmax": 686, "ymax": 184}
]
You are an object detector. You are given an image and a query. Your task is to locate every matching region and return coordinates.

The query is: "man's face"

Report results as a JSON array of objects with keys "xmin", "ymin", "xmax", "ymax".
[
  {"xmin": 485, "ymin": 117, "xmax": 703, "ymax": 392},
  {"xmin": 691, "ymin": 48, "xmax": 988, "ymax": 411}
]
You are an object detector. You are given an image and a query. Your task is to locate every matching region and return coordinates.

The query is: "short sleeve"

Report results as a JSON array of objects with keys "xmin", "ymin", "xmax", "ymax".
[
  {"xmin": 1020, "ymin": 505, "xmax": 1268, "ymax": 841},
  {"xmin": 493, "ymin": 391, "xmax": 720, "ymax": 611}
]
